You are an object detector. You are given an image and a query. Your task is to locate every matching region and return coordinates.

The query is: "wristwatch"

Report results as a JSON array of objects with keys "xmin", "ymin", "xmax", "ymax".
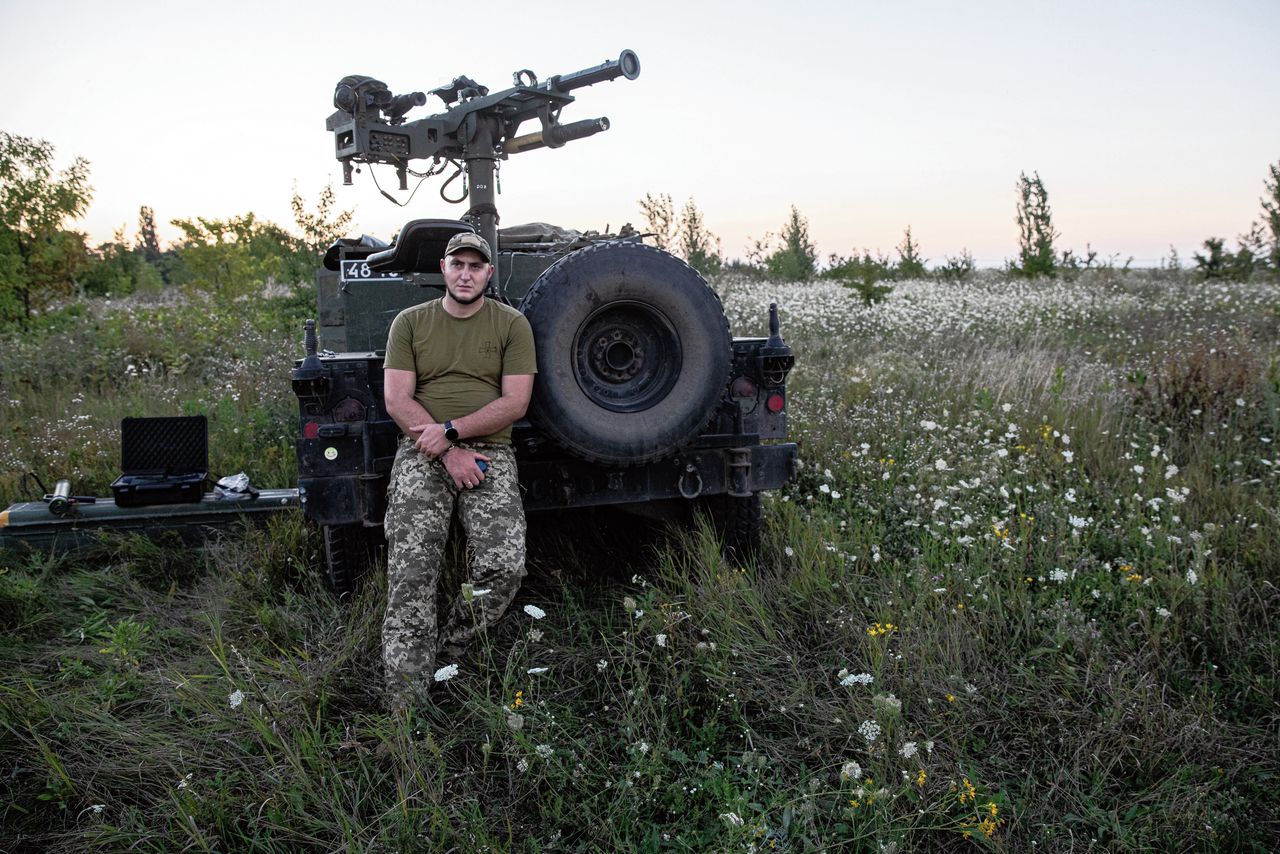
[{"xmin": 443, "ymin": 421, "xmax": 460, "ymax": 442}]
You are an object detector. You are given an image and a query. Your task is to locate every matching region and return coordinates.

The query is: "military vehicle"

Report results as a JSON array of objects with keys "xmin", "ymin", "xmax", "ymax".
[{"xmin": 293, "ymin": 50, "xmax": 798, "ymax": 594}]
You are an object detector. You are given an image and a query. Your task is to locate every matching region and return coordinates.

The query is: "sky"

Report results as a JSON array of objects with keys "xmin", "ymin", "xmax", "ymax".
[{"xmin": 2, "ymin": 0, "xmax": 1277, "ymax": 267}]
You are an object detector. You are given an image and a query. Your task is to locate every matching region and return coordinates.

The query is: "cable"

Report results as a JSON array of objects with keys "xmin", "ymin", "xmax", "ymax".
[
  {"xmin": 368, "ymin": 162, "xmax": 431, "ymax": 207},
  {"xmin": 440, "ymin": 162, "xmax": 468, "ymax": 204}
]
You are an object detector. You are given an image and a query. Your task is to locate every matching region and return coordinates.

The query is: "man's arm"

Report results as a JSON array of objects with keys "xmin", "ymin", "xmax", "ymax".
[
  {"xmin": 423, "ymin": 374, "xmax": 534, "ymax": 487},
  {"xmin": 438, "ymin": 373, "xmax": 534, "ymax": 440},
  {"xmin": 384, "ymin": 368, "xmax": 435, "ymax": 442}
]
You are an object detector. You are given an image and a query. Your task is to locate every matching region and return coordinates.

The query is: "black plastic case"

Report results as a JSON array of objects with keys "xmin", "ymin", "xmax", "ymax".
[{"xmin": 110, "ymin": 416, "xmax": 209, "ymax": 507}]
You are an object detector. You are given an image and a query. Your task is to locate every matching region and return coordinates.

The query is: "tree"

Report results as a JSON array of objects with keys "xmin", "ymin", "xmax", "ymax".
[
  {"xmin": 169, "ymin": 213, "xmax": 297, "ymax": 293},
  {"xmin": 137, "ymin": 205, "xmax": 161, "ymax": 263},
  {"xmin": 1012, "ymin": 171, "xmax": 1057, "ymax": 277},
  {"xmin": 894, "ymin": 225, "xmax": 928, "ymax": 279},
  {"xmin": 0, "ymin": 131, "xmax": 93, "ymax": 325},
  {"xmin": 639, "ymin": 192, "xmax": 676, "ymax": 250},
  {"xmin": 765, "ymin": 205, "xmax": 818, "ymax": 282},
  {"xmin": 79, "ymin": 226, "xmax": 164, "ymax": 296},
  {"xmin": 638, "ymin": 193, "xmax": 722, "ymax": 277},
  {"xmin": 676, "ymin": 198, "xmax": 722, "ymax": 277},
  {"xmin": 1254, "ymin": 160, "xmax": 1280, "ymax": 272},
  {"xmin": 291, "ymin": 181, "xmax": 354, "ymax": 259}
]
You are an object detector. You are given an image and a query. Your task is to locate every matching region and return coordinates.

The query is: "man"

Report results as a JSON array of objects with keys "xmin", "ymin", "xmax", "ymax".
[{"xmin": 380, "ymin": 231, "xmax": 536, "ymax": 702}]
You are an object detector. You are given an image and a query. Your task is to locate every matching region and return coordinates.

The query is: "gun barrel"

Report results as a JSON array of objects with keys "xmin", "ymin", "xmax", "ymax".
[
  {"xmin": 505, "ymin": 117, "xmax": 610, "ymax": 154},
  {"xmin": 543, "ymin": 50, "xmax": 640, "ymax": 93}
]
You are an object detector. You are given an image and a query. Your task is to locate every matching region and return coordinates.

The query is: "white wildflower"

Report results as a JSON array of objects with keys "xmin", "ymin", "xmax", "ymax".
[
  {"xmin": 527, "ymin": 629, "xmax": 543, "ymax": 642},
  {"xmin": 597, "ymin": 659, "xmax": 609, "ymax": 671},
  {"xmin": 622, "ymin": 596, "xmax": 637, "ymax": 612},
  {"xmin": 1165, "ymin": 464, "xmax": 1179, "ymax": 479},
  {"xmin": 228, "ymin": 689, "xmax": 244, "ymax": 709},
  {"xmin": 873, "ymin": 693, "xmax": 902, "ymax": 716},
  {"xmin": 433, "ymin": 663, "xmax": 459, "ymax": 682},
  {"xmin": 819, "ymin": 483, "xmax": 831, "ymax": 494},
  {"xmin": 840, "ymin": 672, "xmax": 874, "ymax": 687},
  {"xmin": 784, "ymin": 546, "xmax": 795, "ymax": 557},
  {"xmin": 1062, "ymin": 449, "xmax": 1074, "ymax": 463},
  {"xmin": 899, "ymin": 741, "xmax": 918, "ymax": 759},
  {"xmin": 934, "ymin": 458, "xmax": 950, "ymax": 471},
  {"xmin": 523, "ymin": 604, "xmax": 546, "ymax": 620},
  {"xmin": 1156, "ymin": 607, "xmax": 1171, "ymax": 619},
  {"xmin": 655, "ymin": 633, "xmax": 668, "ymax": 648},
  {"xmin": 840, "ymin": 760, "xmax": 863, "ymax": 781},
  {"xmin": 858, "ymin": 719, "xmax": 882, "ymax": 744},
  {"xmin": 1133, "ymin": 464, "xmax": 1145, "ymax": 475},
  {"xmin": 526, "ymin": 666, "xmax": 549, "ymax": 675},
  {"xmin": 1065, "ymin": 487, "xmax": 1076, "ymax": 503},
  {"xmin": 1186, "ymin": 568, "xmax": 1198, "ymax": 585},
  {"xmin": 720, "ymin": 811, "xmax": 745, "ymax": 826},
  {"xmin": 1049, "ymin": 568, "xmax": 1068, "ymax": 583},
  {"xmin": 920, "ymin": 419, "xmax": 939, "ymax": 431},
  {"xmin": 635, "ymin": 741, "xmax": 650, "ymax": 755},
  {"xmin": 516, "ymin": 758, "xmax": 530, "ymax": 773},
  {"xmin": 1069, "ymin": 515, "xmax": 1089, "ymax": 530},
  {"xmin": 536, "ymin": 743, "xmax": 554, "ymax": 759}
]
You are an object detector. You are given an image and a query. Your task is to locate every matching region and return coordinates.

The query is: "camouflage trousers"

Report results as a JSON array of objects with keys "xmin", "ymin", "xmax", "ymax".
[{"xmin": 382, "ymin": 438, "xmax": 526, "ymax": 699}]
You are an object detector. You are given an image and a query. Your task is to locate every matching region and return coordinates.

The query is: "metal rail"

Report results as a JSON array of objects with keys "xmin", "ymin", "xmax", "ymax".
[{"xmin": 0, "ymin": 489, "xmax": 301, "ymax": 552}]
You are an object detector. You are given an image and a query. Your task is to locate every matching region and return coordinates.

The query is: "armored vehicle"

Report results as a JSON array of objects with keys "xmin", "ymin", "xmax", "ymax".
[{"xmin": 293, "ymin": 50, "xmax": 797, "ymax": 594}]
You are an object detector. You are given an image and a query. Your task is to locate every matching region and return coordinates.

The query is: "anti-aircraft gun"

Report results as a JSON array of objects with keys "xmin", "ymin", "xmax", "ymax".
[{"xmin": 295, "ymin": 50, "xmax": 797, "ymax": 594}]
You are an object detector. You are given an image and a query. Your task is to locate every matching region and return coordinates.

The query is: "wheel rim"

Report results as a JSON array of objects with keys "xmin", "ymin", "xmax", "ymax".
[{"xmin": 572, "ymin": 300, "xmax": 682, "ymax": 413}]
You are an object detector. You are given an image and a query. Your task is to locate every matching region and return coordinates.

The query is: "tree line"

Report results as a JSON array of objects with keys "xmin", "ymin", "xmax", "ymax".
[
  {"xmin": 643, "ymin": 164, "xmax": 1280, "ymax": 298},
  {"xmin": 0, "ymin": 131, "xmax": 352, "ymax": 329},
  {"xmin": 5, "ymin": 127, "xmax": 1277, "ymax": 330}
]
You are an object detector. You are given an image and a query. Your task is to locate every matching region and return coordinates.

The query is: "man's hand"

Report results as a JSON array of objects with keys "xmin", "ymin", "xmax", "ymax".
[
  {"xmin": 412, "ymin": 422, "xmax": 451, "ymax": 457},
  {"xmin": 442, "ymin": 447, "xmax": 491, "ymax": 490}
]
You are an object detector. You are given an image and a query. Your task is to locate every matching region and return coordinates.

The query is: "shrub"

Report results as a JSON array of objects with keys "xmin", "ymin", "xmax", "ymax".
[
  {"xmin": 893, "ymin": 226, "xmax": 928, "ymax": 279},
  {"xmin": 1011, "ymin": 171, "xmax": 1057, "ymax": 277},
  {"xmin": 824, "ymin": 249, "xmax": 893, "ymax": 305},
  {"xmin": 750, "ymin": 205, "xmax": 818, "ymax": 282},
  {"xmin": 936, "ymin": 250, "xmax": 975, "ymax": 282}
]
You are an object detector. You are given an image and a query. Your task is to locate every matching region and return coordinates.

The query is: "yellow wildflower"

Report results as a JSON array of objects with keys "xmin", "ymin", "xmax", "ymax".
[
  {"xmin": 510, "ymin": 690, "xmax": 524, "ymax": 710},
  {"xmin": 916, "ymin": 769, "xmax": 927, "ymax": 786}
]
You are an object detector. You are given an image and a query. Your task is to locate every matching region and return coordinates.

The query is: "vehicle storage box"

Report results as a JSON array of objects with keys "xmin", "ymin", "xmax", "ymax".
[{"xmin": 110, "ymin": 416, "xmax": 208, "ymax": 507}]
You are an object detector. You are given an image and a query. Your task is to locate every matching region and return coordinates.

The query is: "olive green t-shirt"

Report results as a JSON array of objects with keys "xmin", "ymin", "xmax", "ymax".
[{"xmin": 383, "ymin": 298, "xmax": 536, "ymax": 444}]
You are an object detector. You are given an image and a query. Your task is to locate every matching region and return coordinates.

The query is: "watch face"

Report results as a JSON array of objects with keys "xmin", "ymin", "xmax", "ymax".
[{"xmin": 445, "ymin": 422, "xmax": 459, "ymax": 441}]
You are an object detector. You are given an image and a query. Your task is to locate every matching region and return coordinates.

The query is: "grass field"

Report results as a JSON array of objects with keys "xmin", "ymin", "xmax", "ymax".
[{"xmin": 1, "ymin": 269, "xmax": 1278, "ymax": 851}]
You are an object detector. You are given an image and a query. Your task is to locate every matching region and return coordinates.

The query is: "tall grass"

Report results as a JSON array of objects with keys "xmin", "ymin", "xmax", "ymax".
[{"xmin": 2, "ymin": 270, "xmax": 1278, "ymax": 850}]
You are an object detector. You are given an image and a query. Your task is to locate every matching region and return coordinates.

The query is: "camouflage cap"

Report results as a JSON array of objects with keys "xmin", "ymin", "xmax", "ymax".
[{"xmin": 445, "ymin": 232, "xmax": 492, "ymax": 262}]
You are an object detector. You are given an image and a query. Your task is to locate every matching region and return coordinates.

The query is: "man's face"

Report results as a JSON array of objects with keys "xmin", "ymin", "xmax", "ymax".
[{"xmin": 440, "ymin": 250, "xmax": 492, "ymax": 305}]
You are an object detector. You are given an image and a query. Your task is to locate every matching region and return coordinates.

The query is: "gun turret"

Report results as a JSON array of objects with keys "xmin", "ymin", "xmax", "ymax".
[
  {"xmin": 327, "ymin": 50, "xmax": 640, "ymax": 289},
  {"xmin": 326, "ymin": 49, "xmax": 640, "ymax": 178}
]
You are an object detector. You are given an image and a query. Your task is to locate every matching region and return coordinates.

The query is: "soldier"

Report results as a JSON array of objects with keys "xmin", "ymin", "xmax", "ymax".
[{"xmin": 380, "ymin": 232, "xmax": 536, "ymax": 703}]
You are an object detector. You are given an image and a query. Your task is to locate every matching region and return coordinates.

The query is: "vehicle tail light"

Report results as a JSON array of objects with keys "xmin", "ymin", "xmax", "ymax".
[{"xmin": 766, "ymin": 393, "xmax": 785, "ymax": 413}]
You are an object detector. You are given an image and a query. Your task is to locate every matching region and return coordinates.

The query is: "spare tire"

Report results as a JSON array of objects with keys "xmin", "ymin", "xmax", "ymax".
[{"xmin": 519, "ymin": 242, "xmax": 731, "ymax": 465}]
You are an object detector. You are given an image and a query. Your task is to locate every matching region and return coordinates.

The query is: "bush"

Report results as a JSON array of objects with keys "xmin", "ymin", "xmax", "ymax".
[
  {"xmin": 748, "ymin": 206, "xmax": 818, "ymax": 282},
  {"xmin": 1011, "ymin": 171, "xmax": 1058, "ymax": 277},
  {"xmin": 824, "ymin": 249, "xmax": 893, "ymax": 305},
  {"xmin": 893, "ymin": 226, "xmax": 927, "ymax": 279}
]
